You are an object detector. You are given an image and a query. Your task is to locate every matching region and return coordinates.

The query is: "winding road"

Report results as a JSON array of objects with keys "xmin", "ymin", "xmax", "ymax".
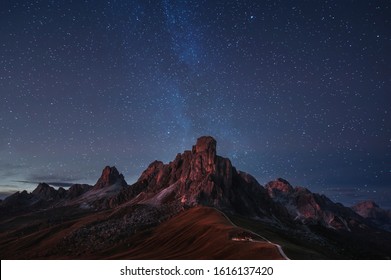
[{"xmin": 214, "ymin": 208, "xmax": 290, "ymax": 260}]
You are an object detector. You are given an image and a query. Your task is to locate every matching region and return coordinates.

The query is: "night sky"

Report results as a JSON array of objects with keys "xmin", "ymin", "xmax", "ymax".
[{"xmin": 1, "ymin": 1, "xmax": 390, "ymax": 208}]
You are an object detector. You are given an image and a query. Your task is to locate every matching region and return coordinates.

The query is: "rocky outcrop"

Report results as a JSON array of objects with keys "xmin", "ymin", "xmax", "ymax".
[
  {"xmin": 94, "ymin": 166, "xmax": 128, "ymax": 189},
  {"xmin": 123, "ymin": 136, "xmax": 274, "ymax": 217},
  {"xmin": 266, "ymin": 178, "xmax": 294, "ymax": 198}
]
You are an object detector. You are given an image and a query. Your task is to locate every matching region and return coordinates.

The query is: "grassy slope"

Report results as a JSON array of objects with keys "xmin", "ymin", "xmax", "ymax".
[
  {"xmin": 105, "ymin": 206, "xmax": 285, "ymax": 259},
  {"xmin": 0, "ymin": 206, "xmax": 287, "ymax": 259}
]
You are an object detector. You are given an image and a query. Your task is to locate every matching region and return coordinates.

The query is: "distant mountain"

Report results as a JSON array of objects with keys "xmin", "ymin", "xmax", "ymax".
[
  {"xmin": 32, "ymin": 183, "xmax": 66, "ymax": 201},
  {"xmin": 0, "ymin": 136, "xmax": 390, "ymax": 259},
  {"xmin": 266, "ymin": 178, "xmax": 365, "ymax": 231},
  {"xmin": 352, "ymin": 201, "xmax": 391, "ymax": 231},
  {"xmin": 94, "ymin": 166, "xmax": 128, "ymax": 190}
]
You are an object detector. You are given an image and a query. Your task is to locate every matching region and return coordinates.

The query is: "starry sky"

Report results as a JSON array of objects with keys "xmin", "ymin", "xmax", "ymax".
[{"xmin": 0, "ymin": 0, "xmax": 390, "ymax": 208}]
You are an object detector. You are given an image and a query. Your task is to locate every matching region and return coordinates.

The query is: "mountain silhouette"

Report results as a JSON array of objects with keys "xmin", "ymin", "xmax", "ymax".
[{"xmin": 0, "ymin": 136, "xmax": 390, "ymax": 259}]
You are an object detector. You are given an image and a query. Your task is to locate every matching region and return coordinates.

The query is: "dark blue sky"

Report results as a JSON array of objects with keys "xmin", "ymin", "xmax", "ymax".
[{"xmin": 0, "ymin": 0, "xmax": 390, "ymax": 208}]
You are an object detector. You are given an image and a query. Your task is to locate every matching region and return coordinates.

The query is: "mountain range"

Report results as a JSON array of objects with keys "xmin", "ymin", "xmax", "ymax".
[{"xmin": 0, "ymin": 136, "xmax": 390, "ymax": 259}]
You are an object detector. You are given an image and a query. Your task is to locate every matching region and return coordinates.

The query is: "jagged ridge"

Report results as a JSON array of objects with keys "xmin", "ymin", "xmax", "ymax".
[{"xmin": 1, "ymin": 136, "xmax": 390, "ymax": 260}]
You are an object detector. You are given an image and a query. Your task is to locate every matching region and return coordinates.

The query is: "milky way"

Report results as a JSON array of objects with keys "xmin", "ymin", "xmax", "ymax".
[{"xmin": 0, "ymin": 1, "xmax": 390, "ymax": 208}]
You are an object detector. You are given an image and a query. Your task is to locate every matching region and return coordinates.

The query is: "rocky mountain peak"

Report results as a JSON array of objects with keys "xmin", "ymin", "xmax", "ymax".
[
  {"xmin": 352, "ymin": 201, "xmax": 391, "ymax": 231},
  {"xmin": 193, "ymin": 136, "xmax": 217, "ymax": 155},
  {"xmin": 352, "ymin": 200, "xmax": 382, "ymax": 218},
  {"xmin": 190, "ymin": 136, "xmax": 218, "ymax": 177},
  {"xmin": 32, "ymin": 182, "xmax": 52, "ymax": 193},
  {"xmin": 353, "ymin": 200, "xmax": 379, "ymax": 210},
  {"xmin": 94, "ymin": 166, "xmax": 127, "ymax": 189},
  {"xmin": 121, "ymin": 136, "xmax": 274, "ymax": 217},
  {"xmin": 265, "ymin": 178, "xmax": 294, "ymax": 198},
  {"xmin": 29, "ymin": 183, "xmax": 66, "ymax": 201},
  {"xmin": 32, "ymin": 183, "xmax": 57, "ymax": 200}
]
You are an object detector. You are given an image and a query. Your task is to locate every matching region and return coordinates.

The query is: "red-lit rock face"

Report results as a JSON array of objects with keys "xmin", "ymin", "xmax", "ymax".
[
  {"xmin": 129, "ymin": 136, "xmax": 271, "ymax": 216},
  {"xmin": 265, "ymin": 178, "xmax": 294, "ymax": 198},
  {"xmin": 192, "ymin": 136, "xmax": 217, "ymax": 174},
  {"xmin": 94, "ymin": 166, "xmax": 127, "ymax": 189}
]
